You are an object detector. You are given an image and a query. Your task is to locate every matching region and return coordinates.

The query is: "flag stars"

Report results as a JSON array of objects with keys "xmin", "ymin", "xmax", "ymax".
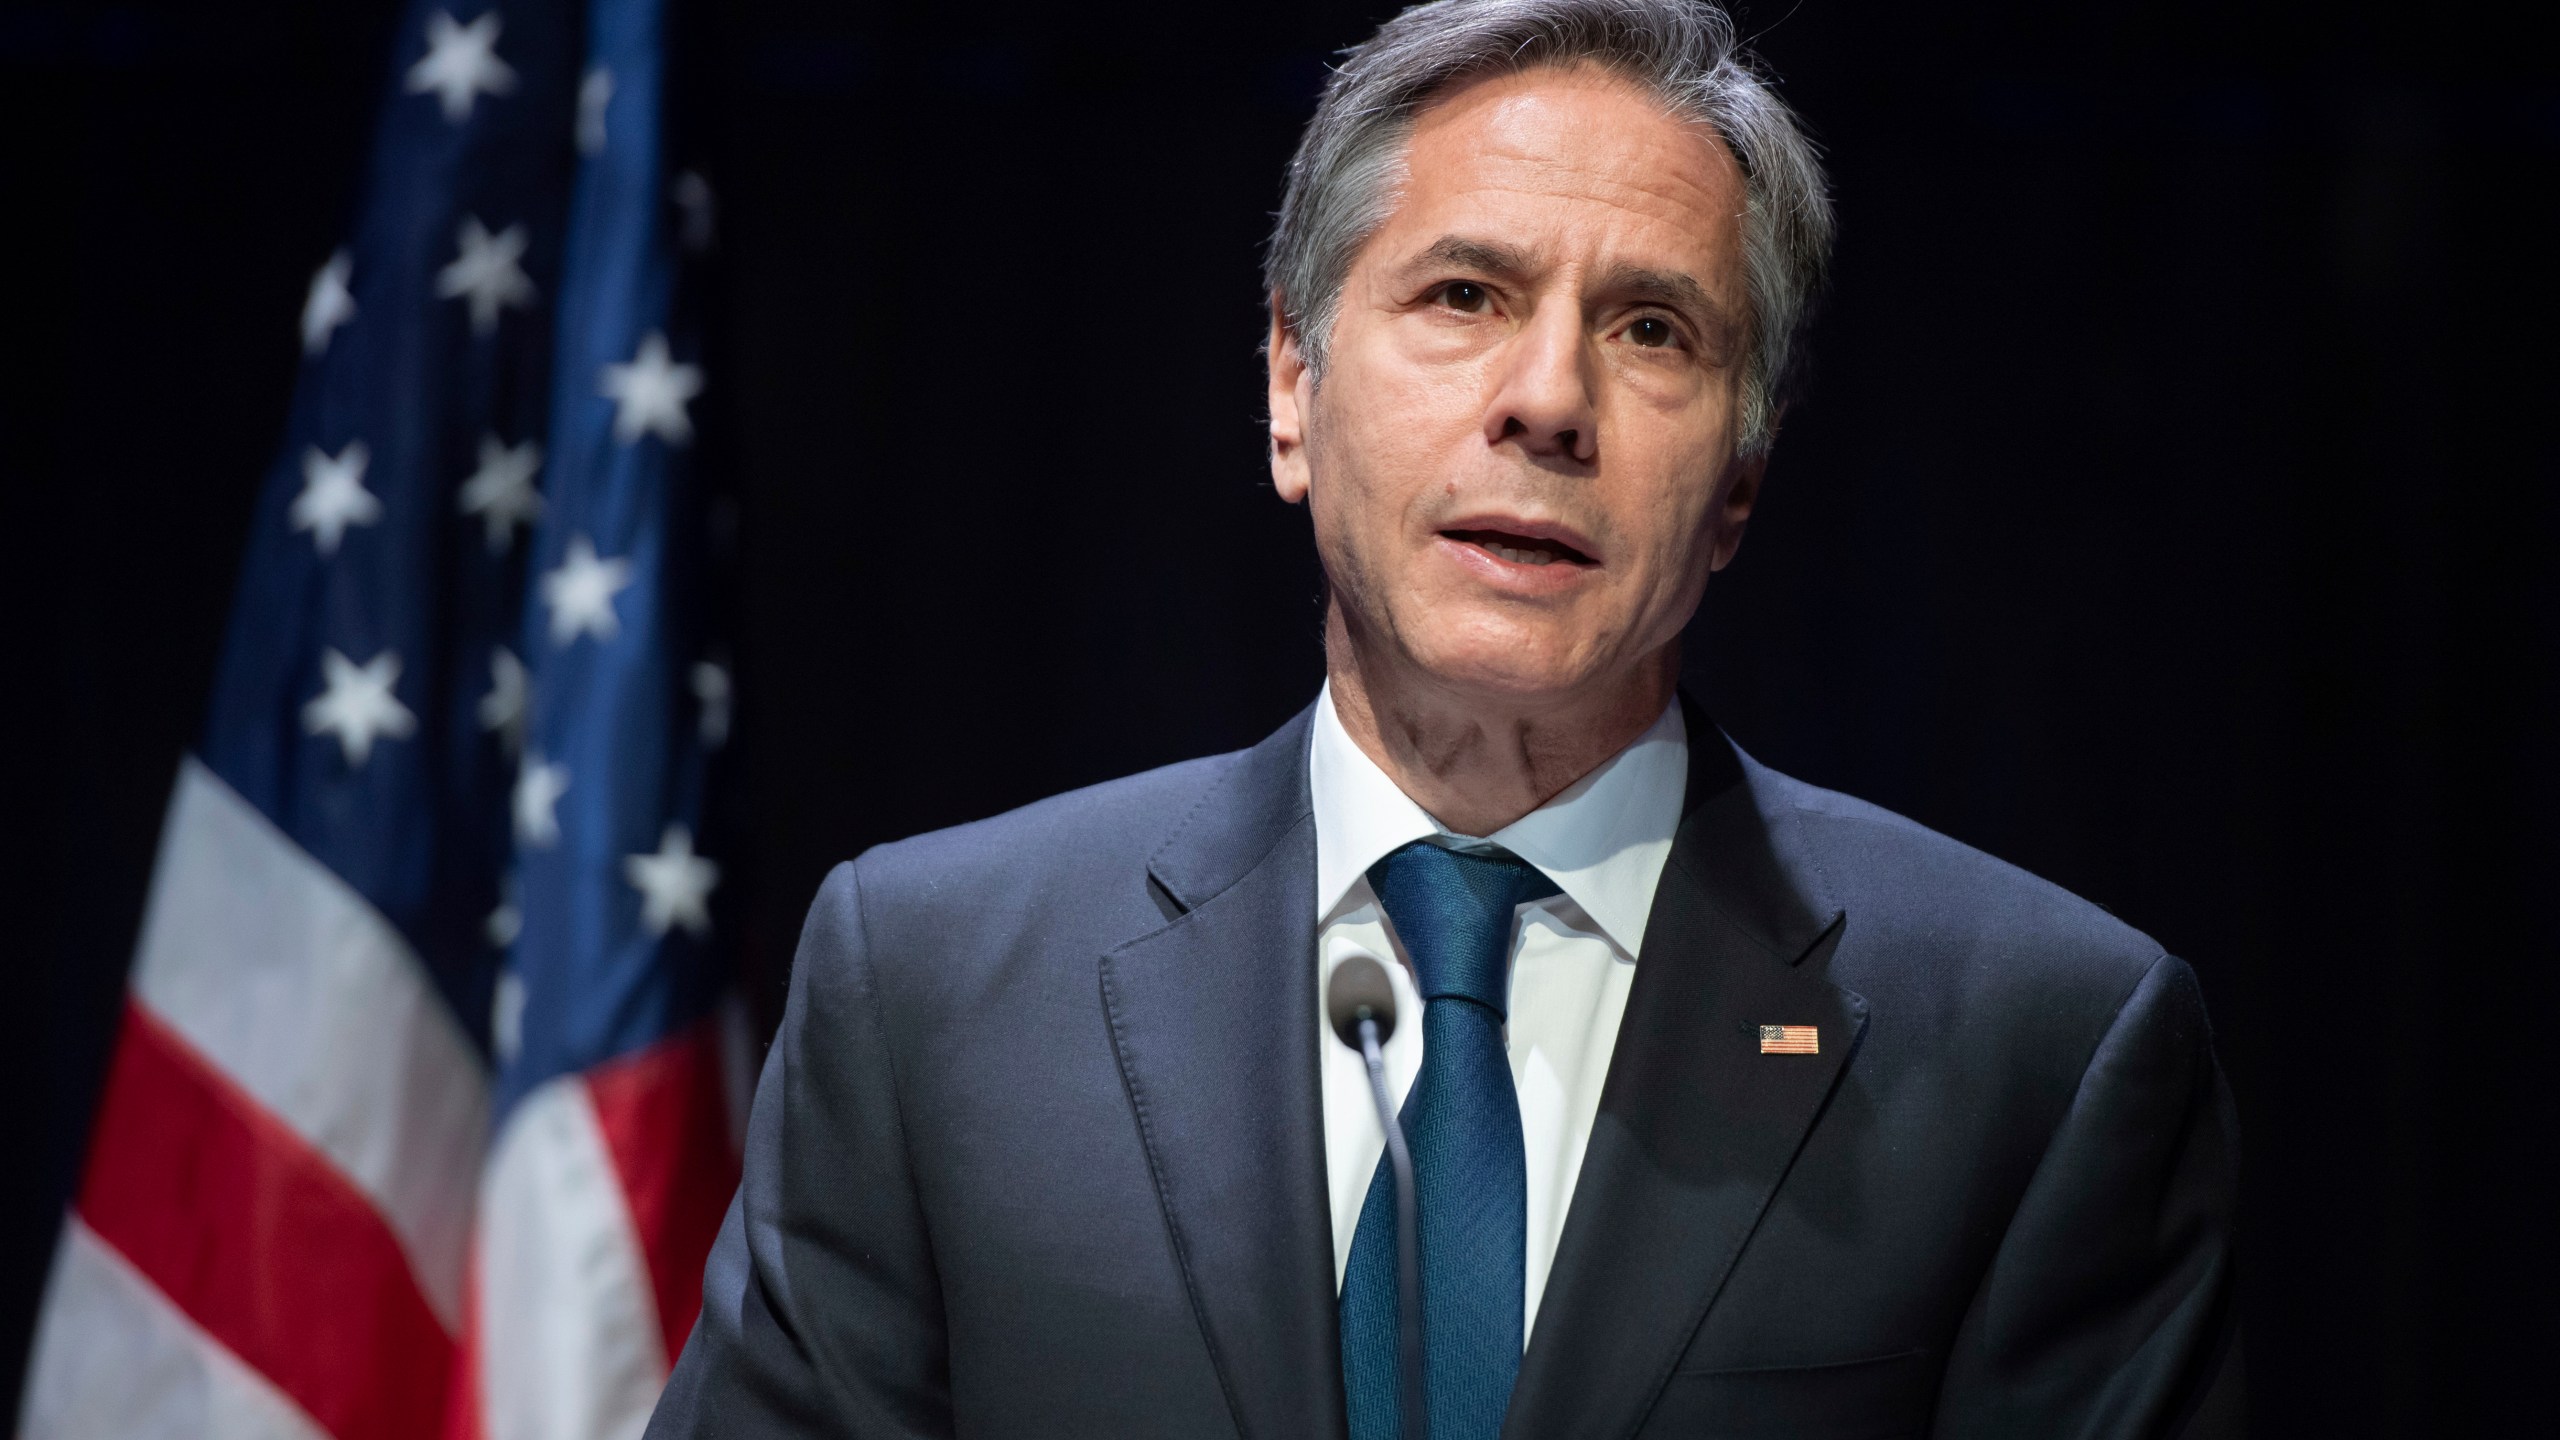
[
  {"xmin": 626, "ymin": 823, "xmax": 719, "ymax": 938},
  {"xmin": 577, "ymin": 66, "xmax": 614, "ymax": 155},
  {"xmin": 540, "ymin": 533, "xmax": 633, "ymax": 646},
  {"xmin": 407, "ymin": 10, "xmax": 518, "ymax": 124},
  {"xmin": 600, "ymin": 330, "xmax": 702, "ymax": 446},
  {"xmin": 490, "ymin": 968, "xmax": 526, "ymax": 1064},
  {"xmin": 513, "ymin": 753, "xmax": 569, "ymax": 847},
  {"xmin": 458, "ymin": 434, "xmax": 543, "ymax": 552},
  {"xmin": 301, "ymin": 648, "xmax": 417, "ymax": 768},
  {"xmin": 301, "ymin": 250, "xmax": 355, "ymax": 355},
  {"xmin": 478, "ymin": 645, "xmax": 528, "ymax": 754},
  {"xmin": 485, "ymin": 875, "xmax": 523, "ymax": 949},
  {"xmin": 436, "ymin": 217, "xmax": 535, "ymax": 336},
  {"xmin": 291, "ymin": 442, "xmax": 381, "ymax": 556}
]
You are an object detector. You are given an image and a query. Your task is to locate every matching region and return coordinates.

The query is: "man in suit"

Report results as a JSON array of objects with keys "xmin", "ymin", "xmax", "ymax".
[{"xmin": 647, "ymin": 1, "xmax": 2240, "ymax": 1435}]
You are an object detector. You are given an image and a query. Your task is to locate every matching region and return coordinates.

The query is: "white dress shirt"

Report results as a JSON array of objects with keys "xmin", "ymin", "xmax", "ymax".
[{"xmin": 1311, "ymin": 683, "xmax": 1688, "ymax": 1339}]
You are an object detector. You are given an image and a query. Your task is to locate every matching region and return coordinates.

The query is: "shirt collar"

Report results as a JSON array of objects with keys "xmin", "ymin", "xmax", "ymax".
[{"xmin": 1308, "ymin": 683, "xmax": 1688, "ymax": 958}]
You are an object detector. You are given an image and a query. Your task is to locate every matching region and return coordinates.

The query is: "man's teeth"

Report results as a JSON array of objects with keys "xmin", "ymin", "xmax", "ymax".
[{"xmin": 1481, "ymin": 539, "xmax": 1557, "ymax": 566}]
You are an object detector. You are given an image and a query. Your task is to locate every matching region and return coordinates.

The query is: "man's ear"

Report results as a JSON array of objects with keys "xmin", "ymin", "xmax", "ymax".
[
  {"xmin": 1708, "ymin": 448, "xmax": 1767, "ymax": 573},
  {"xmin": 1267, "ymin": 296, "xmax": 1312, "ymax": 505}
]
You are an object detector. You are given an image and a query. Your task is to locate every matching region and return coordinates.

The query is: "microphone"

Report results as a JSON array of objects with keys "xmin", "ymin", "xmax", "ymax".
[{"xmin": 1326, "ymin": 954, "xmax": 1427, "ymax": 1440}]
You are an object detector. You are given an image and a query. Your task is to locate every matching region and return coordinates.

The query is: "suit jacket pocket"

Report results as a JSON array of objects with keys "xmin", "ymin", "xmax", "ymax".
[{"xmin": 1638, "ymin": 1348, "xmax": 1936, "ymax": 1439}]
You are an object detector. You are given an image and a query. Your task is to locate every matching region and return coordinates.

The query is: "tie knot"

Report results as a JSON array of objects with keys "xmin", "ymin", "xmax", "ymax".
[{"xmin": 1365, "ymin": 841, "xmax": 1559, "ymax": 1015}]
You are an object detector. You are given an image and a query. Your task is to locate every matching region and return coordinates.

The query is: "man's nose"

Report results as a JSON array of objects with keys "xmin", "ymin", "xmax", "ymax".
[{"xmin": 1481, "ymin": 304, "xmax": 1599, "ymax": 465}]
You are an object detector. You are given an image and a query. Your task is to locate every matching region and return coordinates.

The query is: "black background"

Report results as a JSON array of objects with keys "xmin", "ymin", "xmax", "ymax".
[{"xmin": 6, "ymin": 0, "xmax": 2555, "ymax": 1431}]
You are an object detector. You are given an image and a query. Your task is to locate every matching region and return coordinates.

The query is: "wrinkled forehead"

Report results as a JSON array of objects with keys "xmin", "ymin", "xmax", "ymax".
[{"xmin": 1383, "ymin": 63, "xmax": 1750, "ymax": 277}]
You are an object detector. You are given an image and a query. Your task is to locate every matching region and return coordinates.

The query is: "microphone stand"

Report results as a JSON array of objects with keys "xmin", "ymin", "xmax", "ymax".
[{"xmin": 1356, "ymin": 1014, "xmax": 1428, "ymax": 1440}]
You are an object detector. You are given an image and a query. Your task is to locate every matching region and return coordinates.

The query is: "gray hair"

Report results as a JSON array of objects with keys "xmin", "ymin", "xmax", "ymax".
[{"xmin": 1265, "ymin": 0, "xmax": 1834, "ymax": 457}]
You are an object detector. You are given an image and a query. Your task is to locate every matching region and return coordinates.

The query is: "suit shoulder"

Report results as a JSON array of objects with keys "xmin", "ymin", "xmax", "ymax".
[
  {"xmin": 792, "ymin": 747, "xmax": 1260, "ymax": 1021},
  {"xmin": 1754, "ymin": 761, "xmax": 2167, "ymax": 994},
  {"xmin": 848, "ymin": 747, "xmax": 1240, "ymax": 898}
]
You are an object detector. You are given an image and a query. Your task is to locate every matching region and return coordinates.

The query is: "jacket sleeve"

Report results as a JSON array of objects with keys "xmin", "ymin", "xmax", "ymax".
[
  {"xmin": 646, "ymin": 860, "xmax": 954, "ymax": 1438},
  {"xmin": 1932, "ymin": 953, "xmax": 2243, "ymax": 1439}
]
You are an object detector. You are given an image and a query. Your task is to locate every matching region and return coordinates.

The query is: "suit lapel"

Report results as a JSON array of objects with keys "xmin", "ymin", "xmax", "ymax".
[
  {"xmin": 1100, "ymin": 707, "xmax": 1347, "ymax": 1440},
  {"xmin": 1504, "ymin": 698, "xmax": 1865, "ymax": 1440}
]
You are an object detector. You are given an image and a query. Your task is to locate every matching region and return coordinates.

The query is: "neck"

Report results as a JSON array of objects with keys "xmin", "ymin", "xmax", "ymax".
[{"xmin": 1324, "ymin": 604, "xmax": 1678, "ymax": 838}]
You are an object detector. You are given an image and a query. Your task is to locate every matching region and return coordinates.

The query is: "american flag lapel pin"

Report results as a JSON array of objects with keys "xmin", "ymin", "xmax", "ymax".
[{"xmin": 1759, "ymin": 1024, "xmax": 1820, "ymax": 1055}]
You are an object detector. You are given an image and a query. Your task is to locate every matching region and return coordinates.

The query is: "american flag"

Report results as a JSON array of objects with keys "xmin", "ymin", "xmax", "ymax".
[
  {"xmin": 1758, "ymin": 1025, "xmax": 1820, "ymax": 1055},
  {"xmin": 18, "ymin": 3, "xmax": 741, "ymax": 1437}
]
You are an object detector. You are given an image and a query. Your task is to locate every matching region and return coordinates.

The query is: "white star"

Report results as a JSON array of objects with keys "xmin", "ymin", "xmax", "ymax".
[
  {"xmin": 485, "ymin": 876, "xmax": 522, "ymax": 949},
  {"xmin": 301, "ymin": 249, "xmax": 355, "ymax": 355},
  {"xmin": 513, "ymin": 752, "xmax": 569, "ymax": 847},
  {"xmin": 290, "ymin": 441, "xmax": 380, "ymax": 556},
  {"xmin": 478, "ymin": 645, "xmax": 527, "ymax": 754},
  {"xmin": 577, "ymin": 65, "xmax": 614, "ymax": 155},
  {"xmin": 625, "ymin": 823, "xmax": 719, "ymax": 938},
  {"xmin": 599, "ymin": 330, "xmax": 702, "ymax": 446},
  {"xmin": 406, "ymin": 10, "xmax": 518, "ymax": 124},
  {"xmin": 457, "ymin": 434, "xmax": 543, "ymax": 552},
  {"xmin": 301, "ymin": 648, "xmax": 417, "ymax": 768},
  {"xmin": 691, "ymin": 659, "xmax": 731, "ymax": 750},
  {"xmin": 539, "ymin": 533, "xmax": 633, "ymax": 647},
  {"xmin": 491, "ymin": 968, "xmax": 526, "ymax": 1063},
  {"xmin": 436, "ymin": 216, "xmax": 535, "ymax": 336}
]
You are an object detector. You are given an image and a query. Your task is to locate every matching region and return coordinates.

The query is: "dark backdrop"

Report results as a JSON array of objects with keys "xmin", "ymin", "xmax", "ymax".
[{"xmin": 7, "ymin": 0, "xmax": 2554, "ymax": 1431}]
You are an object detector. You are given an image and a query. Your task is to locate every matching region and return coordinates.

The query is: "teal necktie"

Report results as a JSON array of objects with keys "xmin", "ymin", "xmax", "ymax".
[{"xmin": 1340, "ymin": 841, "xmax": 1559, "ymax": 1440}]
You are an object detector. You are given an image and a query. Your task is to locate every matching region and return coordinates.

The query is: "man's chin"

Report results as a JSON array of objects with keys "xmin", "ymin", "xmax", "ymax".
[{"xmin": 1333, "ymin": 593, "xmax": 1665, "ymax": 711}]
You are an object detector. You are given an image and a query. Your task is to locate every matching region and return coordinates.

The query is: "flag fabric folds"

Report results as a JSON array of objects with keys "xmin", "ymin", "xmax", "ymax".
[{"xmin": 18, "ymin": 3, "xmax": 739, "ymax": 1436}]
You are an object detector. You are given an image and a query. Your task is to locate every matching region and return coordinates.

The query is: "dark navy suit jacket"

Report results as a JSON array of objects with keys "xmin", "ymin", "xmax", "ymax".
[{"xmin": 647, "ymin": 700, "xmax": 2239, "ymax": 1438}]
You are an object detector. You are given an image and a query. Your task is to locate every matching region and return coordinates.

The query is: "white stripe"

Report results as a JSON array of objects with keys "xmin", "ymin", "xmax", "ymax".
[
  {"xmin": 18, "ymin": 1218, "xmax": 331, "ymax": 1440},
  {"xmin": 475, "ymin": 1075, "xmax": 667, "ymax": 1440},
  {"xmin": 127, "ymin": 758, "xmax": 489, "ymax": 1331}
]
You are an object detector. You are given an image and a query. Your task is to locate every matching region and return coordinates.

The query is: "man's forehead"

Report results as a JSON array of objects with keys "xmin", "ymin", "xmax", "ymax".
[
  {"xmin": 1405, "ymin": 66, "xmax": 1740, "ymax": 191},
  {"xmin": 1379, "ymin": 66, "xmax": 1746, "ymax": 271}
]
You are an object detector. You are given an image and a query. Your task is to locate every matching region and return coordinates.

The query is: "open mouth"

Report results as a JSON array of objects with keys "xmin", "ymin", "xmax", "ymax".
[{"xmin": 1444, "ymin": 528, "xmax": 1596, "ymax": 568}]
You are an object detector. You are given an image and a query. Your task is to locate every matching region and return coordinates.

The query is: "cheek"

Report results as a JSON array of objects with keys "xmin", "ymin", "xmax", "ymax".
[
  {"xmin": 1352, "ymin": 367, "xmax": 1478, "ymax": 472},
  {"xmin": 1619, "ymin": 471, "xmax": 1728, "ymax": 603},
  {"xmin": 1315, "ymin": 364, "xmax": 1476, "ymax": 528},
  {"xmin": 1302, "ymin": 411, "xmax": 1396, "ymax": 586},
  {"xmin": 1349, "ymin": 311, "xmax": 1489, "ymax": 430}
]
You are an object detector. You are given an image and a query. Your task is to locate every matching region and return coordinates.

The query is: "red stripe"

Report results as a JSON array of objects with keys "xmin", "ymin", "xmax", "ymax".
[
  {"xmin": 438, "ymin": 1252, "xmax": 487, "ymax": 1440},
  {"xmin": 584, "ymin": 1020, "xmax": 742, "ymax": 1367},
  {"xmin": 77, "ymin": 999, "xmax": 453, "ymax": 1440}
]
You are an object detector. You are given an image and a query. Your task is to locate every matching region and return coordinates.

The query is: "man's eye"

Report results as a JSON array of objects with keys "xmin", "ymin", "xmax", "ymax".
[
  {"xmin": 1436, "ymin": 281, "xmax": 1490, "ymax": 313},
  {"xmin": 1627, "ymin": 316, "xmax": 1677, "ymax": 348}
]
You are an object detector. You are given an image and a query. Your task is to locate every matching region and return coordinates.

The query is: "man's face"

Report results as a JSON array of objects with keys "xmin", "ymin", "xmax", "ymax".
[{"xmin": 1271, "ymin": 64, "xmax": 1763, "ymax": 708}]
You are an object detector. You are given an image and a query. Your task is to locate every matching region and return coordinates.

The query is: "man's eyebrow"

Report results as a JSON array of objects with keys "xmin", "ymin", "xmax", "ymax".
[
  {"xmin": 1598, "ymin": 263, "xmax": 1723, "ymax": 323},
  {"xmin": 1404, "ymin": 240, "xmax": 1729, "ymax": 323},
  {"xmin": 1404, "ymin": 235, "xmax": 1538, "ymax": 281}
]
